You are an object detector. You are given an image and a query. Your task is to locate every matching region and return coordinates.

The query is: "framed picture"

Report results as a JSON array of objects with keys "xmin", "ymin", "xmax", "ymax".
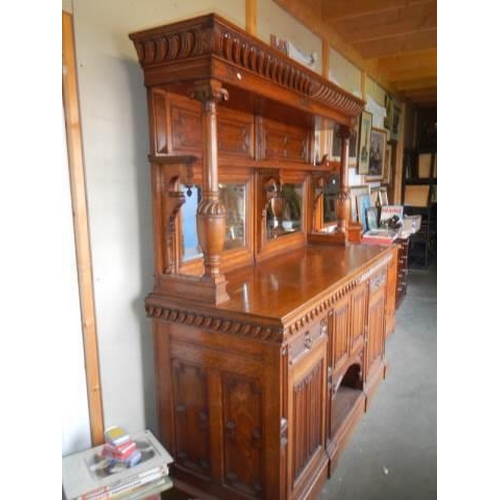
[
  {"xmin": 332, "ymin": 123, "xmax": 358, "ymax": 165},
  {"xmin": 366, "ymin": 127, "xmax": 387, "ymax": 181},
  {"xmin": 357, "ymin": 193, "xmax": 372, "ymax": 233},
  {"xmin": 384, "ymin": 94, "xmax": 394, "ymax": 131},
  {"xmin": 378, "ymin": 186, "xmax": 389, "ymax": 206},
  {"xmin": 349, "ymin": 185, "xmax": 369, "ymax": 222},
  {"xmin": 391, "ymin": 105, "xmax": 401, "ymax": 141},
  {"xmin": 369, "ymin": 186, "xmax": 379, "ymax": 206},
  {"xmin": 366, "ymin": 207, "xmax": 379, "ymax": 231},
  {"xmin": 357, "ymin": 111, "xmax": 373, "ymax": 174},
  {"xmin": 383, "ymin": 143, "xmax": 392, "ymax": 184}
]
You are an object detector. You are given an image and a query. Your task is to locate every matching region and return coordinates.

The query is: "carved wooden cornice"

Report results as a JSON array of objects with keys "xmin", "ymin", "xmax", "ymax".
[
  {"xmin": 129, "ymin": 14, "xmax": 365, "ymax": 122},
  {"xmin": 147, "ymin": 273, "xmax": 362, "ymax": 343},
  {"xmin": 145, "ymin": 302, "xmax": 285, "ymax": 343}
]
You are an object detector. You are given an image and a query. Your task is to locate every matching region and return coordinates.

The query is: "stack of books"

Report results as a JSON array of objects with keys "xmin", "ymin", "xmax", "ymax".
[
  {"xmin": 361, "ymin": 228, "xmax": 399, "ymax": 245},
  {"xmin": 62, "ymin": 429, "xmax": 174, "ymax": 500},
  {"xmin": 101, "ymin": 426, "xmax": 142, "ymax": 468}
]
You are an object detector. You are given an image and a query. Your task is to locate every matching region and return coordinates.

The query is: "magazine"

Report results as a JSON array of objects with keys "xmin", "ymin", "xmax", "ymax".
[
  {"xmin": 379, "ymin": 205, "xmax": 404, "ymax": 228},
  {"xmin": 62, "ymin": 430, "xmax": 173, "ymax": 500},
  {"xmin": 362, "ymin": 228, "xmax": 398, "ymax": 245}
]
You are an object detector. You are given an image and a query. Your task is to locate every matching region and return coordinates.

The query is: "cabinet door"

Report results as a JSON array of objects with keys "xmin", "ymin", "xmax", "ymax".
[
  {"xmin": 349, "ymin": 284, "xmax": 368, "ymax": 356},
  {"xmin": 364, "ymin": 272, "xmax": 387, "ymax": 381},
  {"xmin": 331, "ymin": 294, "xmax": 350, "ymax": 374},
  {"xmin": 286, "ymin": 320, "xmax": 328, "ymax": 499}
]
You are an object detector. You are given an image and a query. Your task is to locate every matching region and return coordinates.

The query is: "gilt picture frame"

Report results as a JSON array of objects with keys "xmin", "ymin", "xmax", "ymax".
[{"xmin": 357, "ymin": 110, "xmax": 373, "ymax": 175}]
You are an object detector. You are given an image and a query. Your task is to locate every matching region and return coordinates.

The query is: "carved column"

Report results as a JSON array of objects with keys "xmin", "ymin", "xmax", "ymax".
[
  {"xmin": 335, "ymin": 125, "xmax": 352, "ymax": 234},
  {"xmin": 189, "ymin": 79, "xmax": 228, "ymax": 280}
]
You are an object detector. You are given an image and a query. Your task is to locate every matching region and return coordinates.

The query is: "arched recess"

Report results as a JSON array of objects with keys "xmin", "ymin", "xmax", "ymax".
[{"xmin": 331, "ymin": 362, "xmax": 364, "ymax": 436}]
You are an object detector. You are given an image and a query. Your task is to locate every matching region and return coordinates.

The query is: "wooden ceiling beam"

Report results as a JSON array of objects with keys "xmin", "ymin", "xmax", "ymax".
[
  {"xmin": 322, "ymin": 0, "xmax": 434, "ymax": 22},
  {"xmin": 403, "ymin": 87, "xmax": 437, "ymax": 96},
  {"xmin": 354, "ymin": 29, "xmax": 436, "ymax": 58},
  {"xmin": 386, "ymin": 65, "xmax": 436, "ymax": 82},
  {"xmin": 375, "ymin": 49, "xmax": 437, "ymax": 72},
  {"xmin": 331, "ymin": 3, "xmax": 436, "ymax": 44},
  {"xmin": 393, "ymin": 77, "xmax": 437, "ymax": 91},
  {"xmin": 403, "ymin": 91, "xmax": 437, "ymax": 104}
]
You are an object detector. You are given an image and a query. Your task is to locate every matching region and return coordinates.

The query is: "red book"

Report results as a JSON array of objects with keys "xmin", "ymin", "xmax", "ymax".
[{"xmin": 101, "ymin": 440, "xmax": 137, "ymax": 461}]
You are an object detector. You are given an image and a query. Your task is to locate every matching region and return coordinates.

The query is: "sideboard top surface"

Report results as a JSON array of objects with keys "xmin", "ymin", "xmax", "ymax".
[{"xmin": 222, "ymin": 244, "xmax": 390, "ymax": 320}]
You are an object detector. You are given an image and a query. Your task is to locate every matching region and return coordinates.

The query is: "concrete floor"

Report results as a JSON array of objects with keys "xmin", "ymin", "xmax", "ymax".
[{"xmin": 319, "ymin": 265, "xmax": 437, "ymax": 500}]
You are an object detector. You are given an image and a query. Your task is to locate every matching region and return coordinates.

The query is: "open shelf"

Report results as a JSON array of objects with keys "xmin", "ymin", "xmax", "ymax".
[{"xmin": 332, "ymin": 386, "xmax": 364, "ymax": 436}]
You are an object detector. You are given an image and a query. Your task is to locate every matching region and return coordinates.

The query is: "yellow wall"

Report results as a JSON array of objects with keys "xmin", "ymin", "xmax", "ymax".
[
  {"xmin": 257, "ymin": 0, "xmax": 322, "ymax": 74},
  {"xmin": 329, "ymin": 48, "xmax": 362, "ymax": 96}
]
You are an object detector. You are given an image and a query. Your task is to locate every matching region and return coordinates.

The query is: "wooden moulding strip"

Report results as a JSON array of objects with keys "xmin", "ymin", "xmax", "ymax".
[{"xmin": 62, "ymin": 10, "xmax": 105, "ymax": 445}]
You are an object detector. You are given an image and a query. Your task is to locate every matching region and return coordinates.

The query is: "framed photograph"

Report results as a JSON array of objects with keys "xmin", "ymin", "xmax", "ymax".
[
  {"xmin": 378, "ymin": 186, "xmax": 389, "ymax": 206},
  {"xmin": 357, "ymin": 193, "xmax": 372, "ymax": 233},
  {"xmin": 357, "ymin": 111, "xmax": 373, "ymax": 174},
  {"xmin": 366, "ymin": 207, "xmax": 379, "ymax": 231},
  {"xmin": 366, "ymin": 127, "xmax": 387, "ymax": 181},
  {"xmin": 349, "ymin": 185, "xmax": 369, "ymax": 222},
  {"xmin": 332, "ymin": 123, "xmax": 358, "ymax": 165}
]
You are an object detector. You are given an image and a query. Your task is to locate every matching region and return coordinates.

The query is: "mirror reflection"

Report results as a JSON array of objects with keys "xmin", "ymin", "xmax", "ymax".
[
  {"xmin": 220, "ymin": 183, "xmax": 246, "ymax": 250},
  {"xmin": 266, "ymin": 182, "xmax": 303, "ymax": 239},
  {"xmin": 180, "ymin": 184, "xmax": 203, "ymax": 262},
  {"xmin": 323, "ymin": 174, "xmax": 339, "ymax": 224},
  {"xmin": 180, "ymin": 183, "xmax": 247, "ymax": 263}
]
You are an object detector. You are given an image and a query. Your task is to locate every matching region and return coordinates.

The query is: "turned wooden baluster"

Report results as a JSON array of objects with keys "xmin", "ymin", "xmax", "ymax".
[
  {"xmin": 335, "ymin": 125, "xmax": 353, "ymax": 234},
  {"xmin": 189, "ymin": 79, "xmax": 228, "ymax": 279}
]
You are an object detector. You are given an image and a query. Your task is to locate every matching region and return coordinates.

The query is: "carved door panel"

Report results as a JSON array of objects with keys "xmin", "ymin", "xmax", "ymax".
[
  {"xmin": 286, "ymin": 321, "xmax": 328, "ymax": 499},
  {"xmin": 330, "ymin": 294, "xmax": 350, "ymax": 377},
  {"xmin": 171, "ymin": 359, "xmax": 212, "ymax": 478},
  {"xmin": 349, "ymin": 284, "xmax": 368, "ymax": 356},
  {"xmin": 365, "ymin": 279, "xmax": 387, "ymax": 381},
  {"xmin": 385, "ymin": 249, "xmax": 397, "ymax": 336},
  {"xmin": 221, "ymin": 373, "xmax": 264, "ymax": 498}
]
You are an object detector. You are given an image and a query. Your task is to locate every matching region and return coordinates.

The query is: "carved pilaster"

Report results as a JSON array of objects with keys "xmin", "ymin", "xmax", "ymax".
[{"xmin": 188, "ymin": 80, "xmax": 229, "ymax": 298}]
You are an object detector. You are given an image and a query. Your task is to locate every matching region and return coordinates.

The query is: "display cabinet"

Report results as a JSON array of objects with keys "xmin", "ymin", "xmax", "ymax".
[{"xmin": 130, "ymin": 13, "xmax": 397, "ymax": 500}]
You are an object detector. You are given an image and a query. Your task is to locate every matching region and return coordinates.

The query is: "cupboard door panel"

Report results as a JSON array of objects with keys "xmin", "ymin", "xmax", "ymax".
[
  {"xmin": 292, "ymin": 360, "xmax": 324, "ymax": 483},
  {"xmin": 365, "ymin": 290, "xmax": 386, "ymax": 380},
  {"xmin": 170, "ymin": 100, "xmax": 202, "ymax": 154},
  {"xmin": 171, "ymin": 359, "xmax": 211, "ymax": 478},
  {"xmin": 331, "ymin": 295, "xmax": 350, "ymax": 371},
  {"xmin": 262, "ymin": 118, "xmax": 309, "ymax": 162},
  {"xmin": 287, "ymin": 328, "xmax": 327, "ymax": 497},
  {"xmin": 222, "ymin": 373, "xmax": 264, "ymax": 498},
  {"xmin": 350, "ymin": 284, "xmax": 367, "ymax": 355},
  {"xmin": 217, "ymin": 108, "xmax": 255, "ymax": 158}
]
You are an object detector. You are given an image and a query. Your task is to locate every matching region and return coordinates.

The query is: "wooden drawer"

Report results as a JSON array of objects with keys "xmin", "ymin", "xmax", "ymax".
[{"xmin": 288, "ymin": 318, "xmax": 327, "ymax": 365}]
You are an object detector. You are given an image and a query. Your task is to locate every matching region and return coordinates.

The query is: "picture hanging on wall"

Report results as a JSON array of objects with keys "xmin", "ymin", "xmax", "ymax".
[
  {"xmin": 331, "ymin": 123, "xmax": 358, "ymax": 165},
  {"xmin": 391, "ymin": 105, "xmax": 401, "ymax": 141},
  {"xmin": 366, "ymin": 127, "xmax": 387, "ymax": 182},
  {"xmin": 357, "ymin": 110, "xmax": 373, "ymax": 174}
]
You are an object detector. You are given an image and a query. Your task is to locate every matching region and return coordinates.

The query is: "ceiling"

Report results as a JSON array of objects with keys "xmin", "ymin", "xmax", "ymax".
[{"xmin": 273, "ymin": 0, "xmax": 437, "ymax": 105}]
